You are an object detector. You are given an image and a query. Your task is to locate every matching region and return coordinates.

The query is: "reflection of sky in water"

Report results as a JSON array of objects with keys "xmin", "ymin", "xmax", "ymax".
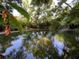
[
  {"xmin": 2, "ymin": 35, "xmax": 35, "ymax": 59},
  {"xmin": 2, "ymin": 35, "xmax": 24, "ymax": 56},
  {"xmin": 2, "ymin": 34, "xmax": 64, "ymax": 59},
  {"xmin": 26, "ymin": 53, "xmax": 35, "ymax": 59},
  {"xmin": 51, "ymin": 37, "xmax": 64, "ymax": 56}
]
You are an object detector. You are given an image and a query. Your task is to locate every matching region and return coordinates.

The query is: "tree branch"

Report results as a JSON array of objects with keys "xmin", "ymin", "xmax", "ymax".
[{"xmin": 0, "ymin": 28, "xmax": 77, "ymax": 35}]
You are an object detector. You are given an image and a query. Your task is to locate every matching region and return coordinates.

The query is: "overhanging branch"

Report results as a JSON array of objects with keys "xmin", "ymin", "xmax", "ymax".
[{"xmin": 0, "ymin": 28, "xmax": 77, "ymax": 35}]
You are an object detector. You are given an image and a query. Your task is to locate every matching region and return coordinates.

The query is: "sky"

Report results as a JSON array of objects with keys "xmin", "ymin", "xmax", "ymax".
[{"xmin": 12, "ymin": 9, "xmax": 21, "ymax": 16}]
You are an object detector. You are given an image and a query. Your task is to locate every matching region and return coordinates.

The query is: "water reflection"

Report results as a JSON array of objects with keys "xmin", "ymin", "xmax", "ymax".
[
  {"xmin": 51, "ymin": 36, "xmax": 64, "ymax": 56},
  {"xmin": 1, "ymin": 32, "xmax": 64, "ymax": 59},
  {"xmin": 2, "ymin": 35, "xmax": 24, "ymax": 56},
  {"xmin": 2, "ymin": 35, "xmax": 35, "ymax": 59}
]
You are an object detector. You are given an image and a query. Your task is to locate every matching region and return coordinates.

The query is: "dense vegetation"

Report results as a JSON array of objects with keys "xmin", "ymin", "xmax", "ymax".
[{"xmin": 0, "ymin": 0, "xmax": 79, "ymax": 59}]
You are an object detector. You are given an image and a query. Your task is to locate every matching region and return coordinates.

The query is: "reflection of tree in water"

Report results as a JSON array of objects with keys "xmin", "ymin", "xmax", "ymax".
[{"xmin": 0, "ymin": 32, "xmax": 64, "ymax": 59}]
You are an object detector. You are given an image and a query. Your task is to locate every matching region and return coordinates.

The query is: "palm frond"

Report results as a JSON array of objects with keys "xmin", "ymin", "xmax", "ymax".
[
  {"xmin": 8, "ymin": 3, "xmax": 30, "ymax": 20},
  {"xmin": 8, "ymin": 14, "xmax": 24, "ymax": 32}
]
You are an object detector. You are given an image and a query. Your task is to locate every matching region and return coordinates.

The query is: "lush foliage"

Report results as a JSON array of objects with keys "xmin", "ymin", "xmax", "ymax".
[{"xmin": 0, "ymin": 0, "xmax": 79, "ymax": 59}]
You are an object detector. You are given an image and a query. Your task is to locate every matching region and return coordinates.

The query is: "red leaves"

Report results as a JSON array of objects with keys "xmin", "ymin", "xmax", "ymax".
[
  {"xmin": 2, "ymin": 10, "xmax": 8, "ymax": 23},
  {"xmin": 1, "ymin": 9, "xmax": 11, "ymax": 36},
  {"xmin": 2, "ymin": 10, "xmax": 8, "ymax": 18},
  {"xmin": 4, "ymin": 25, "xmax": 11, "ymax": 36}
]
